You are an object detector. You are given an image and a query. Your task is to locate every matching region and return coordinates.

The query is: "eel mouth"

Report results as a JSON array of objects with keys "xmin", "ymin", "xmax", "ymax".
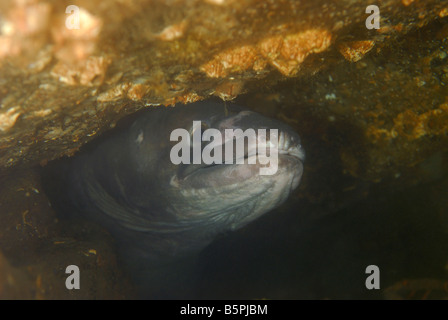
[
  {"xmin": 277, "ymin": 130, "xmax": 305, "ymax": 161},
  {"xmin": 178, "ymin": 130, "xmax": 304, "ymax": 180}
]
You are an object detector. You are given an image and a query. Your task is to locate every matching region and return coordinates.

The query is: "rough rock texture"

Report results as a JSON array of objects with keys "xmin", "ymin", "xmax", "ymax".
[
  {"xmin": 0, "ymin": 168, "xmax": 135, "ymax": 299},
  {"xmin": 0, "ymin": 0, "xmax": 447, "ymax": 174}
]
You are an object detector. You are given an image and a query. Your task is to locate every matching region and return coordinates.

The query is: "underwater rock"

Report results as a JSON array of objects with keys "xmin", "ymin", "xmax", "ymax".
[
  {"xmin": 0, "ymin": 0, "xmax": 446, "ymax": 173},
  {"xmin": 0, "ymin": 168, "xmax": 135, "ymax": 299}
]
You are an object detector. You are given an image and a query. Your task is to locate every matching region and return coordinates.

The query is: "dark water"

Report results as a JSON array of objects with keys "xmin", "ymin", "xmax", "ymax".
[
  {"xmin": 121, "ymin": 166, "xmax": 448, "ymax": 299},
  {"xmin": 194, "ymin": 178, "xmax": 448, "ymax": 299}
]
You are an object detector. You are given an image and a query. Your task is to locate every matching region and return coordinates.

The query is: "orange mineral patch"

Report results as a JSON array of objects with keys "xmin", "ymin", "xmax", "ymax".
[
  {"xmin": 200, "ymin": 29, "xmax": 332, "ymax": 78},
  {"xmin": 337, "ymin": 40, "xmax": 375, "ymax": 63}
]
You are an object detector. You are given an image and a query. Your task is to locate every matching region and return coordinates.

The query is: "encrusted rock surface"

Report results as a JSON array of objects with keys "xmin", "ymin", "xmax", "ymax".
[
  {"xmin": 0, "ymin": 0, "xmax": 447, "ymax": 175},
  {"xmin": 0, "ymin": 168, "xmax": 134, "ymax": 299}
]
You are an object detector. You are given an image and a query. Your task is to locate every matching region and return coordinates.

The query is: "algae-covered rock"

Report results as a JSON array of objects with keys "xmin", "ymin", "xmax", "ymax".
[{"xmin": 0, "ymin": 0, "xmax": 446, "ymax": 172}]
